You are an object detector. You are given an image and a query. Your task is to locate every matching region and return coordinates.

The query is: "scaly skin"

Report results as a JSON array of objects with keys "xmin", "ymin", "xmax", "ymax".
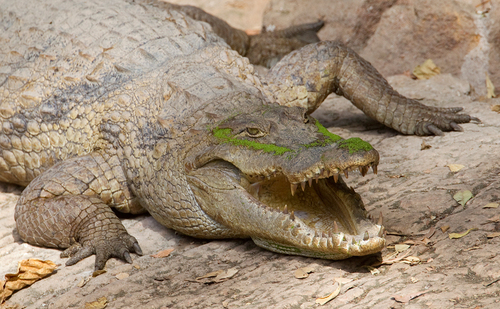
[{"xmin": 0, "ymin": 0, "xmax": 476, "ymax": 270}]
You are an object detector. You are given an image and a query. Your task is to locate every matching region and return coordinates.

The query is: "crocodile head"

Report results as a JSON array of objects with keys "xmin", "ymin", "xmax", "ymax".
[{"xmin": 183, "ymin": 99, "xmax": 385, "ymax": 260}]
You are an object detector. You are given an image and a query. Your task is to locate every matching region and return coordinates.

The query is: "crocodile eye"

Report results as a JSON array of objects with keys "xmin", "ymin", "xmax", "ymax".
[{"xmin": 246, "ymin": 128, "xmax": 262, "ymax": 136}]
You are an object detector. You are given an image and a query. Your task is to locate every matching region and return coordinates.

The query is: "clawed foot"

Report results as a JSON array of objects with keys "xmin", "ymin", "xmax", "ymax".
[
  {"xmin": 61, "ymin": 234, "xmax": 143, "ymax": 271},
  {"xmin": 414, "ymin": 106, "xmax": 481, "ymax": 136}
]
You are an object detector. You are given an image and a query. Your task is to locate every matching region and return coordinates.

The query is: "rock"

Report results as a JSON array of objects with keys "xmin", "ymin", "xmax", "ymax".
[{"xmin": 263, "ymin": 0, "xmax": 499, "ymax": 97}]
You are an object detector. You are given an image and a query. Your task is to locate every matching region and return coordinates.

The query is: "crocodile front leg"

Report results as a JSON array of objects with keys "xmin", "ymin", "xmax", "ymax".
[
  {"xmin": 265, "ymin": 41, "xmax": 479, "ymax": 135},
  {"xmin": 15, "ymin": 152, "xmax": 143, "ymax": 270}
]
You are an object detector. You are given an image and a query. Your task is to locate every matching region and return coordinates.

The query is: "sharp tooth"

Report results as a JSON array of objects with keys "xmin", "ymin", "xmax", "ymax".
[
  {"xmin": 266, "ymin": 175, "xmax": 271, "ymax": 180},
  {"xmin": 372, "ymin": 164, "xmax": 378, "ymax": 174},
  {"xmin": 320, "ymin": 168, "xmax": 325, "ymax": 178},
  {"xmin": 333, "ymin": 221, "xmax": 339, "ymax": 233},
  {"xmin": 378, "ymin": 226, "xmax": 385, "ymax": 237},
  {"xmin": 344, "ymin": 170, "xmax": 349, "ymax": 179},
  {"xmin": 363, "ymin": 231, "xmax": 369, "ymax": 241},
  {"xmin": 301, "ymin": 181, "xmax": 306, "ymax": 191},
  {"xmin": 323, "ymin": 169, "xmax": 329, "ymax": 177},
  {"xmin": 290, "ymin": 211, "xmax": 295, "ymax": 221},
  {"xmin": 291, "ymin": 183, "xmax": 297, "ymax": 196},
  {"xmin": 361, "ymin": 166, "xmax": 368, "ymax": 176},
  {"xmin": 322, "ymin": 232, "xmax": 327, "ymax": 238},
  {"xmin": 351, "ymin": 238, "xmax": 356, "ymax": 245},
  {"xmin": 314, "ymin": 174, "xmax": 319, "ymax": 183},
  {"xmin": 333, "ymin": 173, "xmax": 339, "ymax": 183},
  {"xmin": 308, "ymin": 178, "xmax": 313, "ymax": 187},
  {"xmin": 342, "ymin": 235, "xmax": 347, "ymax": 242},
  {"xmin": 377, "ymin": 211, "xmax": 383, "ymax": 226}
]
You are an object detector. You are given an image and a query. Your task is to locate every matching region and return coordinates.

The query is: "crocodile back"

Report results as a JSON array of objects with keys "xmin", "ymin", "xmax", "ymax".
[{"xmin": 0, "ymin": 0, "xmax": 260, "ymax": 186}]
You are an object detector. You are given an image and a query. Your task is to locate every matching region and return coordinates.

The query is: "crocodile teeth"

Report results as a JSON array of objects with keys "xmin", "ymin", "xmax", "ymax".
[
  {"xmin": 290, "ymin": 211, "xmax": 295, "ymax": 221},
  {"xmin": 344, "ymin": 170, "xmax": 349, "ymax": 179},
  {"xmin": 333, "ymin": 221, "xmax": 339, "ymax": 233},
  {"xmin": 314, "ymin": 174, "xmax": 319, "ymax": 183},
  {"xmin": 378, "ymin": 226, "xmax": 385, "ymax": 237},
  {"xmin": 333, "ymin": 173, "xmax": 339, "ymax": 183},
  {"xmin": 360, "ymin": 166, "xmax": 369, "ymax": 176},
  {"xmin": 283, "ymin": 204, "xmax": 288, "ymax": 214},
  {"xmin": 363, "ymin": 230, "xmax": 369, "ymax": 241},
  {"xmin": 372, "ymin": 164, "xmax": 378, "ymax": 174},
  {"xmin": 351, "ymin": 238, "xmax": 356, "ymax": 245},
  {"xmin": 308, "ymin": 178, "xmax": 313, "ymax": 187},
  {"xmin": 290, "ymin": 183, "xmax": 297, "ymax": 196},
  {"xmin": 377, "ymin": 211, "xmax": 383, "ymax": 226},
  {"xmin": 301, "ymin": 181, "xmax": 306, "ymax": 192}
]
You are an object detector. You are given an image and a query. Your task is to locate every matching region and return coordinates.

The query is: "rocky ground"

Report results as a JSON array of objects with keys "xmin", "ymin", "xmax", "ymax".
[{"xmin": 1, "ymin": 1, "xmax": 500, "ymax": 308}]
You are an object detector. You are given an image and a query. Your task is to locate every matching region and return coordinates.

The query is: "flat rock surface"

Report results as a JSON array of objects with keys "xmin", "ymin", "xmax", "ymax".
[{"xmin": 1, "ymin": 73, "xmax": 499, "ymax": 309}]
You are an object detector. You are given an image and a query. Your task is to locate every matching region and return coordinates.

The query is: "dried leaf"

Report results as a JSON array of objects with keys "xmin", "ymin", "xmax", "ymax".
[
  {"xmin": 392, "ymin": 291, "xmax": 426, "ymax": 303},
  {"xmin": 196, "ymin": 268, "xmax": 238, "ymax": 283},
  {"xmin": 440, "ymin": 225, "xmax": 450, "ymax": 233},
  {"xmin": 150, "ymin": 248, "xmax": 174, "ymax": 258},
  {"xmin": 486, "ymin": 73, "xmax": 496, "ymax": 98},
  {"xmin": 410, "ymin": 277, "xmax": 419, "ymax": 283},
  {"xmin": 413, "ymin": 59, "xmax": 440, "ymax": 80},
  {"xmin": 487, "ymin": 232, "xmax": 500, "ymax": 239},
  {"xmin": 77, "ymin": 276, "xmax": 92, "ymax": 288},
  {"xmin": 401, "ymin": 256, "xmax": 421, "ymax": 265},
  {"xmin": 453, "ymin": 190, "xmax": 473, "ymax": 207},
  {"xmin": 420, "ymin": 141, "xmax": 432, "ymax": 150},
  {"xmin": 448, "ymin": 228, "xmax": 477, "ymax": 239},
  {"xmin": 294, "ymin": 266, "xmax": 315, "ymax": 279},
  {"xmin": 115, "ymin": 273, "xmax": 129, "ymax": 280},
  {"xmin": 85, "ymin": 296, "xmax": 108, "ymax": 309},
  {"xmin": 364, "ymin": 265, "xmax": 380, "ymax": 275},
  {"xmin": 395, "ymin": 244, "xmax": 411, "ymax": 253},
  {"xmin": 491, "ymin": 105, "xmax": 500, "ymax": 113},
  {"xmin": 447, "ymin": 164, "xmax": 464, "ymax": 172},
  {"xmin": 483, "ymin": 202, "xmax": 499, "ymax": 209},
  {"xmin": 316, "ymin": 283, "xmax": 342, "ymax": 305},
  {"xmin": 92, "ymin": 270, "xmax": 106, "ymax": 277},
  {"xmin": 214, "ymin": 268, "xmax": 238, "ymax": 282},
  {"xmin": 1, "ymin": 259, "xmax": 57, "ymax": 303}
]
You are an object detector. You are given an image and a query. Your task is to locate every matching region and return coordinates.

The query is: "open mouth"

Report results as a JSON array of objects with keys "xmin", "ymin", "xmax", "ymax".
[{"xmin": 189, "ymin": 151, "xmax": 386, "ymax": 260}]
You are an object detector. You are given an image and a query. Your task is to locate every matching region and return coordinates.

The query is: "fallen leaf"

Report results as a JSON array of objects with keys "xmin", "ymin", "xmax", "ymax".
[
  {"xmin": 487, "ymin": 232, "xmax": 500, "ymax": 239},
  {"xmin": 486, "ymin": 72, "xmax": 496, "ymax": 98},
  {"xmin": 115, "ymin": 273, "xmax": 129, "ymax": 280},
  {"xmin": 483, "ymin": 202, "xmax": 499, "ymax": 209},
  {"xmin": 316, "ymin": 283, "xmax": 342, "ymax": 305},
  {"xmin": 1, "ymin": 259, "xmax": 57, "ymax": 304},
  {"xmin": 294, "ymin": 266, "xmax": 315, "ymax": 279},
  {"xmin": 453, "ymin": 190, "xmax": 473, "ymax": 207},
  {"xmin": 392, "ymin": 291, "xmax": 426, "ymax": 303},
  {"xmin": 440, "ymin": 225, "xmax": 450, "ymax": 233},
  {"xmin": 410, "ymin": 277, "xmax": 419, "ymax": 283},
  {"xmin": 195, "ymin": 268, "xmax": 238, "ymax": 283},
  {"xmin": 77, "ymin": 276, "xmax": 92, "ymax": 288},
  {"xmin": 395, "ymin": 244, "xmax": 411, "ymax": 253},
  {"xmin": 85, "ymin": 296, "xmax": 108, "ymax": 309},
  {"xmin": 448, "ymin": 228, "xmax": 477, "ymax": 239},
  {"xmin": 364, "ymin": 265, "xmax": 380, "ymax": 275},
  {"xmin": 447, "ymin": 164, "xmax": 464, "ymax": 172},
  {"xmin": 92, "ymin": 270, "xmax": 106, "ymax": 277},
  {"xmin": 491, "ymin": 105, "xmax": 500, "ymax": 113},
  {"xmin": 401, "ymin": 256, "xmax": 421, "ymax": 265},
  {"xmin": 150, "ymin": 248, "xmax": 175, "ymax": 258},
  {"xmin": 413, "ymin": 59, "xmax": 440, "ymax": 80},
  {"xmin": 420, "ymin": 141, "xmax": 432, "ymax": 150}
]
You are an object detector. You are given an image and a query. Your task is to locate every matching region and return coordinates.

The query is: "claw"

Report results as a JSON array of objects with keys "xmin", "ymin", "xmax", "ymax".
[
  {"xmin": 133, "ymin": 243, "xmax": 143, "ymax": 255},
  {"xmin": 450, "ymin": 122, "xmax": 463, "ymax": 132},
  {"xmin": 470, "ymin": 116, "xmax": 482, "ymax": 123},
  {"xmin": 123, "ymin": 251, "xmax": 132, "ymax": 263},
  {"xmin": 426, "ymin": 124, "xmax": 444, "ymax": 136}
]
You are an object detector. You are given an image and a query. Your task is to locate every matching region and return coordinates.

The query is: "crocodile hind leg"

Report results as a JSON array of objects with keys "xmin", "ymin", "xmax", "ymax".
[
  {"xmin": 265, "ymin": 41, "xmax": 479, "ymax": 135},
  {"xmin": 15, "ymin": 152, "xmax": 143, "ymax": 270}
]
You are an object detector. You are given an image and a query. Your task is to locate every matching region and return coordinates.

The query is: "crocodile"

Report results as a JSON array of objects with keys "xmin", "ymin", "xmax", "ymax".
[{"xmin": 0, "ymin": 0, "xmax": 477, "ymax": 270}]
